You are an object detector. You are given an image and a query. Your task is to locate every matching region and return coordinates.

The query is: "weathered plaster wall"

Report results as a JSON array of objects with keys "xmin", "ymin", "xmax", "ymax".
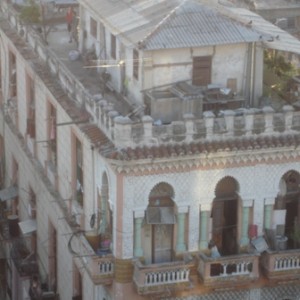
[{"xmin": 120, "ymin": 157, "xmax": 299, "ymax": 258}]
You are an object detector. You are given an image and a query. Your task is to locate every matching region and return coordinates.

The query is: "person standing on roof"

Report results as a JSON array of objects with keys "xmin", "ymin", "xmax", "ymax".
[{"xmin": 66, "ymin": 7, "xmax": 74, "ymax": 43}]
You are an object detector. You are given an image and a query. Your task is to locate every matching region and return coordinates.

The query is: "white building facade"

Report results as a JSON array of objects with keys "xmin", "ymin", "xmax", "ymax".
[{"xmin": 0, "ymin": 0, "xmax": 300, "ymax": 300}]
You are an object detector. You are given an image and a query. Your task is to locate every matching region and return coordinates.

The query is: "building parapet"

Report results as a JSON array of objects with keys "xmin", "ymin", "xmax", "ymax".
[
  {"xmin": 110, "ymin": 106, "xmax": 299, "ymax": 149},
  {"xmin": 198, "ymin": 252, "xmax": 260, "ymax": 287},
  {"xmin": 261, "ymin": 249, "xmax": 300, "ymax": 280},
  {"xmin": 133, "ymin": 259, "xmax": 192, "ymax": 295}
]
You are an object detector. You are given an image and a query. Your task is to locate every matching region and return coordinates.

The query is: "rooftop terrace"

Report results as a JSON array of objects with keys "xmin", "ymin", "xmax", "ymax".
[{"xmin": 1, "ymin": 3, "xmax": 300, "ymax": 157}]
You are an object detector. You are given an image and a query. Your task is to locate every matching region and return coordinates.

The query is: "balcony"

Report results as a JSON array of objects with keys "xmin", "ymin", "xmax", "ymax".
[
  {"xmin": 198, "ymin": 252, "xmax": 260, "ymax": 287},
  {"xmin": 133, "ymin": 259, "xmax": 192, "ymax": 295},
  {"xmin": 261, "ymin": 249, "xmax": 300, "ymax": 281},
  {"xmin": 68, "ymin": 232, "xmax": 115, "ymax": 285},
  {"xmin": 87, "ymin": 255, "xmax": 114, "ymax": 285}
]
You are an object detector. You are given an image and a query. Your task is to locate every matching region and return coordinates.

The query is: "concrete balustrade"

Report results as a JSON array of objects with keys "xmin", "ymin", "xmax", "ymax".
[
  {"xmin": 198, "ymin": 252, "xmax": 260, "ymax": 286},
  {"xmin": 261, "ymin": 249, "xmax": 300, "ymax": 280},
  {"xmin": 133, "ymin": 260, "xmax": 191, "ymax": 295}
]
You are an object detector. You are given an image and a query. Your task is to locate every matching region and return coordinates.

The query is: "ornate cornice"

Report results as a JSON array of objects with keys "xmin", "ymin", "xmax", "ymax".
[{"xmin": 108, "ymin": 145, "xmax": 300, "ymax": 175}]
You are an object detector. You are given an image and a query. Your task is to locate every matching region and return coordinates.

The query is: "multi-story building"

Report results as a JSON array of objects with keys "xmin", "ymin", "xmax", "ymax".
[{"xmin": 1, "ymin": 0, "xmax": 300, "ymax": 299}]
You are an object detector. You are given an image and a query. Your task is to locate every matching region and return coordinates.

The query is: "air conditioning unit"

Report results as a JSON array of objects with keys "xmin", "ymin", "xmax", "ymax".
[{"xmin": 275, "ymin": 18, "xmax": 288, "ymax": 29}]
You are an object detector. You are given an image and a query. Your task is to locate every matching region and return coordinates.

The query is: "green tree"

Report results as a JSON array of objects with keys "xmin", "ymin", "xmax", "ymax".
[{"xmin": 19, "ymin": 0, "xmax": 40, "ymax": 24}]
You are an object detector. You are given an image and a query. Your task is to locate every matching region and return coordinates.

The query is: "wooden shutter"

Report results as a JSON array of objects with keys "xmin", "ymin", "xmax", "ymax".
[{"xmin": 192, "ymin": 56, "xmax": 212, "ymax": 86}]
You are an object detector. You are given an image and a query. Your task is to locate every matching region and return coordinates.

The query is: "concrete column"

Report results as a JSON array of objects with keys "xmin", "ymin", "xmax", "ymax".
[
  {"xmin": 142, "ymin": 115, "xmax": 153, "ymax": 143},
  {"xmin": 264, "ymin": 205, "xmax": 273, "ymax": 230},
  {"xmin": 183, "ymin": 113, "xmax": 195, "ymax": 143},
  {"xmin": 264, "ymin": 197, "xmax": 275, "ymax": 230},
  {"xmin": 114, "ymin": 116, "xmax": 132, "ymax": 148},
  {"xmin": 240, "ymin": 199, "xmax": 253, "ymax": 247},
  {"xmin": 262, "ymin": 106, "xmax": 274, "ymax": 133},
  {"xmin": 203, "ymin": 111, "xmax": 215, "ymax": 139},
  {"xmin": 240, "ymin": 206, "xmax": 250, "ymax": 246},
  {"xmin": 282, "ymin": 105, "xmax": 294, "ymax": 132},
  {"xmin": 244, "ymin": 110, "xmax": 254, "ymax": 136},
  {"xmin": 224, "ymin": 110, "xmax": 235, "ymax": 136},
  {"xmin": 199, "ymin": 210, "xmax": 209, "ymax": 250},
  {"xmin": 134, "ymin": 217, "xmax": 143, "ymax": 257},
  {"xmin": 176, "ymin": 213, "xmax": 186, "ymax": 252}
]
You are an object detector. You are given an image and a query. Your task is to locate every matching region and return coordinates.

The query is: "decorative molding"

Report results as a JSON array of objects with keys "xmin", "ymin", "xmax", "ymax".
[
  {"xmin": 134, "ymin": 209, "xmax": 145, "ymax": 219},
  {"xmin": 177, "ymin": 205, "xmax": 189, "ymax": 214},
  {"xmin": 200, "ymin": 202, "xmax": 212, "ymax": 211},
  {"xmin": 242, "ymin": 198, "xmax": 254, "ymax": 207},
  {"xmin": 110, "ymin": 148, "xmax": 300, "ymax": 175},
  {"xmin": 264, "ymin": 197, "xmax": 276, "ymax": 205}
]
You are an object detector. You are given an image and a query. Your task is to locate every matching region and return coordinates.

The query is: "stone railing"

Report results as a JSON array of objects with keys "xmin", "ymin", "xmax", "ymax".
[
  {"xmin": 88, "ymin": 255, "xmax": 114, "ymax": 285},
  {"xmin": 198, "ymin": 252, "xmax": 260, "ymax": 286},
  {"xmin": 111, "ymin": 106, "xmax": 299, "ymax": 148},
  {"xmin": 133, "ymin": 259, "xmax": 192, "ymax": 295},
  {"xmin": 70, "ymin": 233, "xmax": 114, "ymax": 285},
  {"xmin": 261, "ymin": 249, "xmax": 300, "ymax": 280}
]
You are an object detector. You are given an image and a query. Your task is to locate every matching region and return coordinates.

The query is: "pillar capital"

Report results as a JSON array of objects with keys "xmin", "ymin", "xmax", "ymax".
[
  {"xmin": 242, "ymin": 198, "xmax": 254, "ymax": 207},
  {"xmin": 134, "ymin": 209, "xmax": 145, "ymax": 219},
  {"xmin": 264, "ymin": 197, "xmax": 276, "ymax": 205},
  {"xmin": 177, "ymin": 205, "xmax": 189, "ymax": 214},
  {"xmin": 200, "ymin": 202, "xmax": 212, "ymax": 211}
]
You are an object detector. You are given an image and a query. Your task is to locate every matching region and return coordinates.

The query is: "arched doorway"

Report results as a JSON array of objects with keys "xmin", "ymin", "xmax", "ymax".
[
  {"xmin": 144, "ymin": 183, "xmax": 176, "ymax": 264},
  {"xmin": 212, "ymin": 176, "xmax": 239, "ymax": 255},
  {"xmin": 276, "ymin": 171, "xmax": 300, "ymax": 249}
]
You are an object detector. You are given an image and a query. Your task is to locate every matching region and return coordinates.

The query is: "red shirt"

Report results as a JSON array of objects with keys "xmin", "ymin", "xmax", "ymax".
[{"xmin": 66, "ymin": 10, "xmax": 73, "ymax": 24}]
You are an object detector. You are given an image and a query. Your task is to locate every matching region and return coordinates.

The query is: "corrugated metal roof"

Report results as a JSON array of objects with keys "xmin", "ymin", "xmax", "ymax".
[
  {"xmin": 80, "ymin": 0, "xmax": 262, "ymax": 49},
  {"xmin": 223, "ymin": 6, "xmax": 300, "ymax": 55},
  {"xmin": 254, "ymin": 0, "xmax": 300, "ymax": 10},
  {"xmin": 142, "ymin": 1, "xmax": 261, "ymax": 50}
]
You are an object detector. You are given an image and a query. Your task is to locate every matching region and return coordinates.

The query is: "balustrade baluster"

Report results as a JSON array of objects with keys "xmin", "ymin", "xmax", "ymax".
[
  {"xmin": 240, "ymin": 262, "xmax": 244, "ymax": 273},
  {"xmin": 243, "ymin": 262, "xmax": 247, "ymax": 273},
  {"xmin": 151, "ymin": 273, "xmax": 155, "ymax": 284},
  {"xmin": 180, "ymin": 270, "xmax": 184, "ymax": 280},
  {"xmin": 185, "ymin": 269, "xmax": 189, "ymax": 279},
  {"xmin": 293, "ymin": 258, "xmax": 296, "ymax": 268},
  {"xmin": 284, "ymin": 259, "xmax": 288, "ymax": 269},
  {"xmin": 159, "ymin": 272, "xmax": 163, "ymax": 283},
  {"xmin": 241, "ymin": 262, "xmax": 244, "ymax": 273},
  {"xmin": 222, "ymin": 264, "xmax": 228, "ymax": 275},
  {"xmin": 163, "ymin": 272, "xmax": 167, "ymax": 282}
]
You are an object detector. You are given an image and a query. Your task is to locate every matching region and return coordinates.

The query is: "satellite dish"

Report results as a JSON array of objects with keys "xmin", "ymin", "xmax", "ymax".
[{"xmin": 90, "ymin": 213, "xmax": 96, "ymax": 228}]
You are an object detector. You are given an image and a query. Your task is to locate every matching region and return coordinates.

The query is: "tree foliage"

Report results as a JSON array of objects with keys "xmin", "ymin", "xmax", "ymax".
[
  {"xmin": 19, "ymin": 0, "xmax": 40, "ymax": 24},
  {"xmin": 264, "ymin": 50, "xmax": 295, "ymax": 77}
]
